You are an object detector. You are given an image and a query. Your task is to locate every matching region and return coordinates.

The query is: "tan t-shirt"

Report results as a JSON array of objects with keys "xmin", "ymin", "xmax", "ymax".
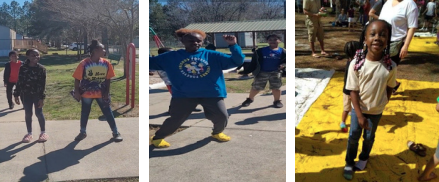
[
  {"xmin": 303, "ymin": 0, "xmax": 321, "ymax": 21},
  {"xmin": 345, "ymin": 58, "xmax": 397, "ymax": 115}
]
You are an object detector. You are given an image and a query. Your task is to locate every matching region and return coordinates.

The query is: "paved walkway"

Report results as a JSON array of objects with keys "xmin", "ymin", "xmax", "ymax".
[
  {"xmin": 149, "ymin": 86, "xmax": 286, "ymax": 182},
  {"xmin": 0, "ymin": 70, "xmax": 139, "ymax": 182}
]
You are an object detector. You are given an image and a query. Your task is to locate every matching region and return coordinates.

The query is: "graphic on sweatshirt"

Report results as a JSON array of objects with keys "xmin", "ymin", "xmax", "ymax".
[{"xmin": 178, "ymin": 57, "xmax": 211, "ymax": 78}]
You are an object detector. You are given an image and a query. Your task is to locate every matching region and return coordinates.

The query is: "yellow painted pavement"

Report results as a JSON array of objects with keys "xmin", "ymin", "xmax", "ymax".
[
  {"xmin": 408, "ymin": 37, "xmax": 439, "ymax": 54},
  {"xmin": 296, "ymin": 72, "xmax": 439, "ymax": 181}
]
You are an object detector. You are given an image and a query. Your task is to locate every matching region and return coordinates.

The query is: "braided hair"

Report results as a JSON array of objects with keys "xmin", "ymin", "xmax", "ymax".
[{"xmin": 354, "ymin": 19, "xmax": 393, "ymax": 71}]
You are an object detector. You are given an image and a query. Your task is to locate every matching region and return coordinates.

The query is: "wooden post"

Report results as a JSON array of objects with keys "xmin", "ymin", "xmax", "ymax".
[{"xmin": 212, "ymin": 33, "xmax": 216, "ymax": 47}]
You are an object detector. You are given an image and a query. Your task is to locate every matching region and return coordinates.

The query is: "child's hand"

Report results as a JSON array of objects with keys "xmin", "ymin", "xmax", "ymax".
[
  {"xmin": 358, "ymin": 116, "xmax": 371, "ymax": 130},
  {"xmin": 74, "ymin": 91, "xmax": 81, "ymax": 101},
  {"xmin": 223, "ymin": 35, "xmax": 237, "ymax": 45},
  {"xmin": 14, "ymin": 97, "xmax": 20, "ymax": 105},
  {"xmin": 38, "ymin": 99, "xmax": 44, "ymax": 108}
]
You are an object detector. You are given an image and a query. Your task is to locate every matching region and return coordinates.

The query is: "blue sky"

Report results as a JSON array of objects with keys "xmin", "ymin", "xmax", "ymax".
[{"xmin": 0, "ymin": 0, "xmax": 29, "ymax": 6}]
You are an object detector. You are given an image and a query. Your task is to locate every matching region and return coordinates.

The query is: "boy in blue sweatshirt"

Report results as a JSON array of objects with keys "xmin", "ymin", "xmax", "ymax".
[{"xmin": 149, "ymin": 28, "xmax": 245, "ymax": 148}]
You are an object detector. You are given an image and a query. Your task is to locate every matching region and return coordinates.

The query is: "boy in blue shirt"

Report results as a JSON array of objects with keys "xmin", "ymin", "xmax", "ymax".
[
  {"xmin": 241, "ymin": 34, "xmax": 286, "ymax": 108},
  {"xmin": 149, "ymin": 28, "xmax": 245, "ymax": 148}
]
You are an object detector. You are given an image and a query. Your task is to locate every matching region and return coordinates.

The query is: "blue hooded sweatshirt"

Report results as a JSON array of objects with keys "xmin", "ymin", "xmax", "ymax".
[{"xmin": 150, "ymin": 44, "xmax": 245, "ymax": 98}]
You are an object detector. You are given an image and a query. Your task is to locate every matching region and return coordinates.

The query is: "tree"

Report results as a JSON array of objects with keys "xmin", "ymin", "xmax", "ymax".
[{"xmin": 9, "ymin": 1, "xmax": 23, "ymax": 32}]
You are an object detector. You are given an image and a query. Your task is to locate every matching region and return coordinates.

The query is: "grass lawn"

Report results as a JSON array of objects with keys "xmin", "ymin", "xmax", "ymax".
[{"xmin": 0, "ymin": 54, "xmax": 139, "ymax": 120}]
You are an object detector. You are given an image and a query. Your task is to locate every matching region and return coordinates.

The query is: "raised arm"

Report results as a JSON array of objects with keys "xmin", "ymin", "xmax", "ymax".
[{"xmin": 215, "ymin": 35, "xmax": 245, "ymax": 70}]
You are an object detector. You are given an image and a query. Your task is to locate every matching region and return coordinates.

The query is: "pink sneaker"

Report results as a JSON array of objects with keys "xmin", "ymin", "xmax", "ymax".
[
  {"xmin": 38, "ymin": 133, "xmax": 48, "ymax": 143},
  {"xmin": 22, "ymin": 134, "xmax": 33, "ymax": 143}
]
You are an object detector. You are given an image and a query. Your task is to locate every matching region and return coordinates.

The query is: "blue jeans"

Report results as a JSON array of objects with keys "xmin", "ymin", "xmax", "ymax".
[
  {"xmin": 345, "ymin": 108, "xmax": 382, "ymax": 166},
  {"xmin": 80, "ymin": 98, "xmax": 118, "ymax": 134},
  {"xmin": 23, "ymin": 94, "xmax": 45, "ymax": 133}
]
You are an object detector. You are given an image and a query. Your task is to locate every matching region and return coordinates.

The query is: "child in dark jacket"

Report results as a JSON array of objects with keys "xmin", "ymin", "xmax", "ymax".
[
  {"xmin": 4, "ymin": 51, "xmax": 23, "ymax": 109},
  {"xmin": 241, "ymin": 34, "xmax": 286, "ymax": 108},
  {"xmin": 14, "ymin": 49, "xmax": 48, "ymax": 143}
]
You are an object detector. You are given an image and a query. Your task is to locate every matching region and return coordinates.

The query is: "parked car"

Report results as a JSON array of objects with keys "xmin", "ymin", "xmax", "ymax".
[{"xmin": 69, "ymin": 42, "xmax": 86, "ymax": 51}]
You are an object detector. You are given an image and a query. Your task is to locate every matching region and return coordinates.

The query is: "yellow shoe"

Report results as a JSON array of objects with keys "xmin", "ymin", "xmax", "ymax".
[
  {"xmin": 150, "ymin": 136, "xmax": 170, "ymax": 148},
  {"xmin": 211, "ymin": 132, "xmax": 231, "ymax": 142}
]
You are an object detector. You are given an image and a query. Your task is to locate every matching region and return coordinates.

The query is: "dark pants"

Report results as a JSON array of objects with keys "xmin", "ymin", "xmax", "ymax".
[
  {"xmin": 336, "ymin": 21, "xmax": 349, "ymax": 27},
  {"xmin": 23, "ymin": 94, "xmax": 46, "ymax": 133},
  {"xmin": 345, "ymin": 108, "xmax": 382, "ymax": 166},
  {"xmin": 80, "ymin": 97, "xmax": 118, "ymax": 134},
  {"xmin": 6, "ymin": 82, "xmax": 15, "ymax": 106},
  {"xmin": 154, "ymin": 98, "xmax": 229, "ymax": 139}
]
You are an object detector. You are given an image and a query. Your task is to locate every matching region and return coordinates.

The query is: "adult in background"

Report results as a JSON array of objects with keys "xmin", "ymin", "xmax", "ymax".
[
  {"xmin": 303, "ymin": 0, "xmax": 330, "ymax": 58},
  {"xmin": 369, "ymin": 0, "xmax": 387, "ymax": 20},
  {"xmin": 379, "ymin": 0, "xmax": 418, "ymax": 94}
]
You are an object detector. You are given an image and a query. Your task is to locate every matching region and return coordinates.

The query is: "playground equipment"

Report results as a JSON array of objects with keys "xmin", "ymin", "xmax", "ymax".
[
  {"xmin": 149, "ymin": 27, "xmax": 164, "ymax": 48},
  {"xmin": 126, "ymin": 43, "xmax": 136, "ymax": 108}
]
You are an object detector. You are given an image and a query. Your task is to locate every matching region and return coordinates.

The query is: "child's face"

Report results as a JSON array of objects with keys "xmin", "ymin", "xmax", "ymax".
[
  {"xmin": 27, "ymin": 51, "xmax": 40, "ymax": 64},
  {"xmin": 365, "ymin": 21, "xmax": 389, "ymax": 55},
  {"xmin": 268, "ymin": 37, "xmax": 280, "ymax": 47},
  {"xmin": 93, "ymin": 46, "xmax": 106, "ymax": 57},
  {"xmin": 9, "ymin": 54, "xmax": 18, "ymax": 61},
  {"xmin": 182, "ymin": 33, "xmax": 203, "ymax": 52}
]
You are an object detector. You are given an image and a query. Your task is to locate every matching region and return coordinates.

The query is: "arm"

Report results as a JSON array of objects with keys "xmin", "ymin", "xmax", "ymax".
[
  {"xmin": 39, "ymin": 69, "xmax": 46, "ymax": 100},
  {"xmin": 149, "ymin": 54, "xmax": 165, "ymax": 70},
  {"xmin": 386, "ymin": 87, "xmax": 393, "ymax": 101},
  {"xmin": 241, "ymin": 50, "xmax": 258, "ymax": 74},
  {"xmin": 279, "ymin": 48, "xmax": 286, "ymax": 69},
  {"xmin": 217, "ymin": 44, "xmax": 245, "ymax": 70},
  {"xmin": 13, "ymin": 66, "xmax": 24, "ymax": 98},
  {"xmin": 400, "ymin": 28, "xmax": 416, "ymax": 59},
  {"xmin": 369, "ymin": 8, "xmax": 379, "ymax": 19}
]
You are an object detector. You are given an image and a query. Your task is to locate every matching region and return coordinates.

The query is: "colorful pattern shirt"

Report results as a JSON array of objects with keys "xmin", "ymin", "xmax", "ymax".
[{"xmin": 72, "ymin": 58, "xmax": 115, "ymax": 98}]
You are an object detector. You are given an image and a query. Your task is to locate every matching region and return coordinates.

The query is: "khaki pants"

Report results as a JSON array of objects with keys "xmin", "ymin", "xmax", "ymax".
[{"xmin": 306, "ymin": 18, "xmax": 324, "ymax": 43}]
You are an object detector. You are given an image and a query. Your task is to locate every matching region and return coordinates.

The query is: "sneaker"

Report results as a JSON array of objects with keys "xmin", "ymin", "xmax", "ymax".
[
  {"xmin": 241, "ymin": 98, "xmax": 253, "ymax": 107},
  {"xmin": 343, "ymin": 165, "xmax": 354, "ymax": 180},
  {"xmin": 9, "ymin": 104, "xmax": 14, "ymax": 109},
  {"xmin": 273, "ymin": 100, "xmax": 283, "ymax": 108},
  {"xmin": 22, "ymin": 134, "xmax": 33, "ymax": 143},
  {"xmin": 150, "ymin": 136, "xmax": 170, "ymax": 148},
  {"xmin": 211, "ymin": 132, "xmax": 231, "ymax": 142},
  {"xmin": 112, "ymin": 132, "xmax": 123, "ymax": 142},
  {"xmin": 74, "ymin": 133, "xmax": 87, "ymax": 141},
  {"xmin": 38, "ymin": 133, "xmax": 48, "ymax": 142}
]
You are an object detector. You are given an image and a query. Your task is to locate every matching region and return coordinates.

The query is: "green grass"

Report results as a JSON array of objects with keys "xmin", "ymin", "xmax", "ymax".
[
  {"xmin": 0, "ymin": 54, "xmax": 139, "ymax": 120},
  {"xmin": 224, "ymin": 73, "xmax": 286, "ymax": 93}
]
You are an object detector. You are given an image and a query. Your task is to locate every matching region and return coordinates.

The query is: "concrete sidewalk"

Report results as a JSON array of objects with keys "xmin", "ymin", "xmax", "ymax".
[
  {"xmin": 149, "ymin": 86, "xmax": 286, "ymax": 182},
  {"xmin": 0, "ymin": 69, "xmax": 139, "ymax": 182}
]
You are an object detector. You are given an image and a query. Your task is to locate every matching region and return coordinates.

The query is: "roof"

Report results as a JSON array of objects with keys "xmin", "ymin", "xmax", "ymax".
[{"xmin": 184, "ymin": 19, "xmax": 286, "ymax": 33}]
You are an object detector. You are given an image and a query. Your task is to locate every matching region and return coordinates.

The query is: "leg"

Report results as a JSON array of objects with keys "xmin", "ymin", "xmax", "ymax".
[
  {"xmin": 6, "ymin": 82, "xmax": 14, "ymax": 107},
  {"xmin": 316, "ymin": 22, "xmax": 326, "ymax": 54},
  {"xmin": 268, "ymin": 71, "xmax": 282, "ymax": 100},
  {"xmin": 154, "ymin": 98, "xmax": 198, "ymax": 139},
  {"xmin": 345, "ymin": 108, "xmax": 363, "ymax": 167},
  {"xmin": 199, "ymin": 98, "xmax": 229, "ymax": 135},
  {"xmin": 22, "ymin": 95, "xmax": 34, "ymax": 133},
  {"xmin": 96, "ymin": 98, "xmax": 118, "ymax": 134},
  {"xmin": 419, "ymin": 143, "xmax": 439, "ymax": 181},
  {"xmin": 80, "ymin": 98, "xmax": 94, "ymax": 133},
  {"xmin": 248, "ymin": 89, "xmax": 260, "ymax": 100},
  {"xmin": 306, "ymin": 19, "xmax": 318, "ymax": 56},
  {"xmin": 32, "ymin": 96, "xmax": 46, "ymax": 132},
  {"xmin": 242, "ymin": 72, "xmax": 269, "ymax": 107},
  {"xmin": 358, "ymin": 114, "xmax": 383, "ymax": 162}
]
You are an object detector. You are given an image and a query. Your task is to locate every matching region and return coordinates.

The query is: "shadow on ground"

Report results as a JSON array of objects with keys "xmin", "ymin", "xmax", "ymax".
[
  {"xmin": 149, "ymin": 137, "xmax": 211, "ymax": 158},
  {"xmin": 20, "ymin": 140, "xmax": 113, "ymax": 181}
]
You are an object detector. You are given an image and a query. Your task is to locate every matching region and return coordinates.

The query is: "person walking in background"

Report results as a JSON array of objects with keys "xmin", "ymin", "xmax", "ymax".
[
  {"xmin": 72, "ymin": 40, "xmax": 123, "ymax": 142},
  {"xmin": 379, "ymin": 0, "xmax": 418, "ymax": 94},
  {"xmin": 303, "ymin": 0, "xmax": 330, "ymax": 58},
  {"xmin": 14, "ymin": 49, "xmax": 48, "ymax": 143},
  {"xmin": 4, "ymin": 51, "xmax": 22, "ymax": 109}
]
